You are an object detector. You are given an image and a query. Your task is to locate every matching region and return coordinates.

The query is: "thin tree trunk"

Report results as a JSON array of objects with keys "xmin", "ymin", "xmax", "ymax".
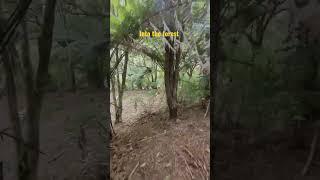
[
  {"xmin": 62, "ymin": 9, "xmax": 76, "ymax": 93},
  {"xmin": 115, "ymin": 68, "xmax": 121, "ymax": 123},
  {"xmin": 111, "ymin": 48, "xmax": 119, "ymax": 123},
  {"xmin": 154, "ymin": 64, "xmax": 157, "ymax": 83},
  {"xmin": 151, "ymin": 64, "xmax": 157, "ymax": 89},
  {"xmin": 111, "ymin": 75, "xmax": 118, "ymax": 123},
  {"xmin": 20, "ymin": 19, "xmax": 39, "ymax": 180},
  {"xmin": 116, "ymin": 49, "xmax": 129, "ymax": 123}
]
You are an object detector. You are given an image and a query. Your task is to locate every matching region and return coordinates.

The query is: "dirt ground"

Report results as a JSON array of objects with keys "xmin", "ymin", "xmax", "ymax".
[
  {"xmin": 111, "ymin": 105, "xmax": 210, "ymax": 180},
  {"xmin": 214, "ymin": 129, "xmax": 320, "ymax": 180}
]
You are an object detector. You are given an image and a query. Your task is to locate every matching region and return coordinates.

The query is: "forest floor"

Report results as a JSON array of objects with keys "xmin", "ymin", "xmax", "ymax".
[
  {"xmin": 2, "ymin": 89, "xmax": 320, "ymax": 180},
  {"xmin": 111, "ymin": 104, "xmax": 210, "ymax": 180},
  {"xmin": 214, "ymin": 128, "xmax": 320, "ymax": 180}
]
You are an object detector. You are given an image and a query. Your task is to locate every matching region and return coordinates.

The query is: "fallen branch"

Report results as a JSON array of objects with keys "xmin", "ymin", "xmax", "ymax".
[
  {"xmin": 128, "ymin": 162, "xmax": 139, "ymax": 180},
  {"xmin": 182, "ymin": 154, "xmax": 195, "ymax": 179},
  {"xmin": 203, "ymin": 99, "xmax": 210, "ymax": 119},
  {"xmin": 301, "ymin": 128, "xmax": 319, "ymax": 176},
  {"xmin": 125, "ymin": 130, "xmax": 167, "ymax": 146}
]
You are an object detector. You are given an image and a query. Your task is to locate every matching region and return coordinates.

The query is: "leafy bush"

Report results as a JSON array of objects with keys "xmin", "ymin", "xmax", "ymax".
[{"xmin": 178, "ymin": 73, "xmax": 209, "ymax": 104}]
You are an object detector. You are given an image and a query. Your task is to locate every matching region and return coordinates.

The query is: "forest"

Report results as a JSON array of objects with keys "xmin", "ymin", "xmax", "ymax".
[
  {"xmin": 110, "ymin": 0, "xmax": 210, "ymax": 179},
  {"xmin": 0, "ymin": 0, "xmax": 210, "ymax": 179},
  {"xmin": 213, "ymin": 0, "xmax": 320, "ymax": 179},
  {"xmin": 1, "ymin": 0, "xmax": 320, "ymax": 180}
]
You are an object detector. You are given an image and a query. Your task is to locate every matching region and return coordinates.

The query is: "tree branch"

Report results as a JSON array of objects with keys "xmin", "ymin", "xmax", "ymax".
[
  {"xmin": 0, "ymin": 130, "xmax": 47, "ymax": 155},
  {"xmin": 0, "ymin": 0, "xmax": 33, "ymax": 54}
]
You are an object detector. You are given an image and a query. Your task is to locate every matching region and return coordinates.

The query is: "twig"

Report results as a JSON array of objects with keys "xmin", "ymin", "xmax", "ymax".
[
  {"xmin": 48, "ymin": 150, "xmax": 65, "ymax": 164},
  {"xmin": 182, "ymin": 155, "xmax": 195, "ymax": 179},
  {"xmin": 182, "ymin": 146, "xmax": 194, "ymax": 159},
  {"xmin": 125, "ymin": 130, "xmax": 167, "ymax": 146},
  {"xmin": 302, "ymin": 128, "xmax": 319, "ymax": 176},
  {"xmin": 128, "ymin": 162, "xmax": 139, "ymax": 180},
  {"xmin": 203, "ymin": 99, "xmax": 210, "ymax": 119},
  {"xmin": 0, "ymin": 131, "xmax": 47, "ymax": 155}
]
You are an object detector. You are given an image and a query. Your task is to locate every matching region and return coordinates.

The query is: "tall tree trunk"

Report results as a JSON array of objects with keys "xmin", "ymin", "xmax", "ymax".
[
  {"xmin": 211, "ymin": 0, "xmax": 221, "ymax": 179},
  {"xmin": 112, "ymin": 48, "xmax": 119, "ymax": 123},
  {"xmin": 2, "ymin": 48, "xmax": 24, "ymax": 180},
  {"xmin": 104, "ymin": 0, "xmax": 111, "ymax": 178},
  {"xmin": 62, "ymin": 9, "xmax": 76, "ymax": 93},
  {"xmin": 151, "ymin": 64, "xmax": 157, "ymax": 89},
  {"xmin": 115, "ymin": 66, "xmax": 121, "ymax": 122},
  {"xmin": 22, "ymin": 1, "xmax": 57, "ymax": 179},
  {"xmin": 111, "ymin": 75, "xmax": 118, "ymax": 123},
  {"xmin": 20, "ymin": 19, "xmax": 38, "ymax": 180},
  {"xmin": 116, "ymin": 49, "xmax": 129, "ymax": 123},
  {"xmin": 164, "ymin": 37, "xmax": 180, "ymax": 120}
]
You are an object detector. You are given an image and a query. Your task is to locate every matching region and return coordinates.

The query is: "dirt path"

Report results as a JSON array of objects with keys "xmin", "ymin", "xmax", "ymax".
[{"xmin": 111, "ymin": 106, "xmax": 210, "ymax": 180}]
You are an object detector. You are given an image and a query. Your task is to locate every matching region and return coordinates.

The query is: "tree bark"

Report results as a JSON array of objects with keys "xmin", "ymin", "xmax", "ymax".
[
  {"xmin": 104, "ymin": 0, "xmax": 111, "ymax": 178},
  {"xmin": 164, "ymin": 37, "xmax": 180, "ymax": 120}
]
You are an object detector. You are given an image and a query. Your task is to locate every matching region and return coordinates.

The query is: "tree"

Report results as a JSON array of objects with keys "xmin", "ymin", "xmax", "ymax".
[
  {"xmin": 1, "ymin": 0, "xmax": 57, "ymax": 179},
  {"xmin": 111, "ymin": 47, "xmax": 129, "ymax": 124},
  {"xmin": 153, "ymin": 0, "xmax": 190, "ymax": 119}
]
